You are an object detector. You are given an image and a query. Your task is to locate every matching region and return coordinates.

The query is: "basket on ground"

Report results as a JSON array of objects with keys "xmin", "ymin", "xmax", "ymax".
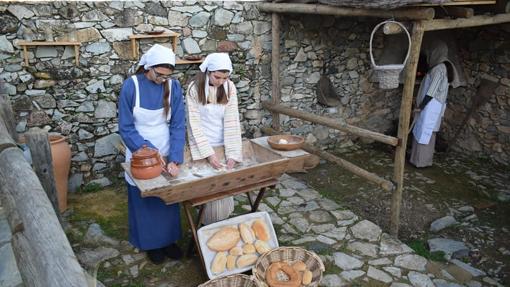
[
  {"xmin": 198, "ymin": 274, "xmax": 260, "ymax": 287},
  {"xmin": 253, "ymin": 247, "xmax": 325, "ymax": 287},
  {"xmin": 369, "ymin": 20, "xmax": 411, "ymax": 89}
]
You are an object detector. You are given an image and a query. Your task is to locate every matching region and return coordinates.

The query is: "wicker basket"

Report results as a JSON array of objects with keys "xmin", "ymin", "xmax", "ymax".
[
  {"xmin": 252, "ymin": 247, "xmax": 325, "ymax": 287},
  {"xmin": 198, "ymin": 274, "xmax": 260, "ymax": 287},
  {"xmin": 369, "ymin": 20, "xmax": 411, "ymax": 90}
]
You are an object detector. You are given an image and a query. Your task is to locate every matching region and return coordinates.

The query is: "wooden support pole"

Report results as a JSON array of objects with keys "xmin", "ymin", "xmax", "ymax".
[
  {"xmin": 261, "ymin": 127, "xmax": 394, "ymax": 191},
  {"xmin": 0, "ymin": 94, "xmax": 19, "ymax": 143},
  {"xmin": 257, "ymin": 3, "xmax": 435, "ymax": 20},
  {"xmin": 0, "ymin": 149, "xmax": 88, "ymax": 286},
  {"xmin": 440, "ymin": 7, "xmax": 474, "ymax": 18},
  {"xmin": 423, "ymin": 12, "xmax": 510, "ymax": 31},
  {"xmin": 25, "ymin": 128, "xmax": 61, "ymax": 220},
  {"xmin": 391, "ymin": 22, "xmax": 425, "ymax": 237},
  {"xmin": 271, "ymin": 13, "xmax": 281, "ymax": 131},
  {"xmin": 262, "ymin": 101, "xmax": 399, "ymax": 146}
]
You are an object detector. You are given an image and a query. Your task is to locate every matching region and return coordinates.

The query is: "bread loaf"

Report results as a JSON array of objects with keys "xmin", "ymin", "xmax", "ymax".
[
  {"xmin": 229, "ymin": 246, "xmax": 243, "ymax": 256},
  {"xmin": 302, "ymin": 270, "xmax": 313, "ymax": 285},
  {"xmin": 211, "ymin": 252, "xmax": 227, "ymax": 274},
  {"xmin": 226, "ymin": 255, "xmax": 237, "ymax": 271},
  {"xmin": 292, "ymin": 261, "xmax": 307, "ymax": 272},
  {"xmin": 237, "ymin": 254, "xmax": 258, "ymax": 268},
  {"xmin": 252, "ymin": 219, "xmax": 270, "ymax": 241},
  {"xmin": 207, "ymin": 226, "xmax": 240, "ymax": 252},
  {"xmin": 239, "ymin": 223, "xmax": 256, "ymax": 244},
  {"xmin": 242, "ymin": 243, "xmax": 256, "ymax": 254},
  {"xmin": 254, "ymin": 240, "xmax": 271, "ymax": 254}
]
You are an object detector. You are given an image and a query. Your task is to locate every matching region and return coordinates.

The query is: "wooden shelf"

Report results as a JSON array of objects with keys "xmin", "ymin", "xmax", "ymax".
[
  {"xmin": 415, "ymin": 0, "xmax": 496, "ymax": 6},
  {"xmin": 175, "ymin": 58, "xmax": 204, "ymax": 65},
  {"xmin": 129, "ymin": 32, "xmax": 181, "ymax": 60},
  {"xmin": 18, "ymin": 41, "xmax": 81, "ymax": 66}
]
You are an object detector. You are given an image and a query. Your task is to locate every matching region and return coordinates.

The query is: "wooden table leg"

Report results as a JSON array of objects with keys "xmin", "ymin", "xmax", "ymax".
[
  {"xmin": 186, "ymin": 205, "xmax": 204, "ymax": 257},
  {"xmin": 183, "ymin": 202, "xmax": 206, "ymax": 272},
  {"xmin": 251, "ymin": 187, "xmax": 267, "ymax": 212}
]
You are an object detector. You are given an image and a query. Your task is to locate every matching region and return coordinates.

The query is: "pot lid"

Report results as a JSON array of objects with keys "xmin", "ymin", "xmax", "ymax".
[{"xmin": 132, "ymin": 145, "xmax": 159, "ymax": 159}]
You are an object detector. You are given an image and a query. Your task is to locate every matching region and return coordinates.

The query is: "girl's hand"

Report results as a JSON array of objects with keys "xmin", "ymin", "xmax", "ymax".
[
  {"xmin": 167, "ymin": 162, "xmax": 180, "ymax": 177},
  {"xmin": 226, "ymin": 158, "xmax": 236, "ymax": 170},
  {"xmin": 207, "ymin": 154, "xmax": 223, "ymax": 169}
]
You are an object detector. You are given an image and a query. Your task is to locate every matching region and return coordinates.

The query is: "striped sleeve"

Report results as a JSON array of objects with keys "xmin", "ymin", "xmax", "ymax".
[
  {"xmin": 185, "ymin": 82, "xmax": 215, "ymax": 160},
  {"xmin": 426, "ymin": 64, "xmax": 445, "ymax": 101},
  {"xmin": 223, "ymin": 80, "xmax": 243, "ymax": 162}
]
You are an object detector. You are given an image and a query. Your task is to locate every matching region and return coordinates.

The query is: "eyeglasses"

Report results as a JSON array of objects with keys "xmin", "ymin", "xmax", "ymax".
[{"xmin": 152, "ymin": 69, "xmax": 172, "ymax": 80}]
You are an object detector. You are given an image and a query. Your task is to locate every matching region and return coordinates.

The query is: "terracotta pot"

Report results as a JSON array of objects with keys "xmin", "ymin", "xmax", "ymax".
[
  {"xmin": 49, "ymin": 134, "xmax": 71, "ymax": 212},
  {"xmin": 130, "ymin": 145, "xmax": 164, "ymax": 180}
]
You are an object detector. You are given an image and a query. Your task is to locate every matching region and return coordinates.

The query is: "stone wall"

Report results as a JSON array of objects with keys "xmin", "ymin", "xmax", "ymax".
[{"xmin": 0, "ymin": 1, "xmax": 508, "ymax": 190}]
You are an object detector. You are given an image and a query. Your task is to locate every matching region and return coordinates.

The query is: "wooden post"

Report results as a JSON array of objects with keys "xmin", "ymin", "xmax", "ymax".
[
  {"xmin": 262, "ymin": 102, "xmax": 399, "ymax": 146},
  {"xmin": 25, "ymin": 128, "xmax": 61, "ymax": 220},
  {"xmin": 257, "ymin": 3, "xmax": 435, "ymax": 20},
  {"xmin": 271, "ymin": 13, "xmax": 281, "ymax": 131},
  {"xmin": 0, "ymin": 147, "xmax": 88, "ymax": 286},
  {"xmin": 391, "ymin": 22, "xmax": 425, "ymax": 237},
  {"xmin": 74, "ymin": 44, "xmax": 80, "ymax": 66},
  {"xmin": 0, "ymin": 94, "xmax": 19, "ymax": 143},
  {"xmin": 22, "ymin": 45, "xmax": 29, "ymax": 66}
]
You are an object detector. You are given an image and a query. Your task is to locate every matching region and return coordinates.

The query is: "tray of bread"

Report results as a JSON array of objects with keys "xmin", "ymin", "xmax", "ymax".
[{"xmin": 198, "ymin": 211, "xmax": 279, "ymax": 280}]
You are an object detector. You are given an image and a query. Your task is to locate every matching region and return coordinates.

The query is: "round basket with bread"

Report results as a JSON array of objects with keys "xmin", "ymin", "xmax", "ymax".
[
  {"xmin": 252, "ymin": 247, "xmax": 325, "ymax": 287},
  {"xmin": 198, "ymin": 274, "xmax": 260, "ymax": 287}
]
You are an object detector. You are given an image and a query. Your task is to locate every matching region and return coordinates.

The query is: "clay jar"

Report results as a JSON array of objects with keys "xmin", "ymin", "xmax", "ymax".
[{"xmin": 130, "ymin": 145, "xmax": 164, "ymax": 180}]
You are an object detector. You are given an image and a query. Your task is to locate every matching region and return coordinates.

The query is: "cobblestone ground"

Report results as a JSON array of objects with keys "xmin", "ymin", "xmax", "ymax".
[{"xmin": 1, "ymin": 174, "xmax": 505, "ymax": 286}]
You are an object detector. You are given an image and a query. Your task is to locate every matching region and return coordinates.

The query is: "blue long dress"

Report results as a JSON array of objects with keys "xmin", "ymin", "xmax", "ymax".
[{"xmin": 118, "ymin": 73, "xmax": 186, "ymax": 250}]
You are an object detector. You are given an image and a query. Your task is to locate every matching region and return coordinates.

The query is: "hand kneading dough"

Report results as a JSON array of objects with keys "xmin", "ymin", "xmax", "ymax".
[
  {"xmin": 254, "ymin": 240, "xmax": 271, "ymax": 254},
  {"xmin": 229, "ymin": 246, "xmax": 243, "ymax": 256},
  {"xmin": 207, "ymin": 226, "xmax": 240, "ymax": 252},
  {"xmin": 302, "ymin": 270, "xmax": 313, "ymax": 285},
  {"xmin": 226, "ymin": 255, "xmax": 237, "ymax": 271},
  {"xmin": 251, "ymin": 219, "xmax": 270, "ymax": 241},
  {"xmin": 239, "ymin": 223, "xmax": 256, "ymax": 244},
  {"xmin": 237, "ymin": 254, "xmax": 258, "ymax": 268},
  {"xmin": 242, "ymin": 243, "xmax": 256, "ymax": 254},
  {"xmin": 211, "ymin": 252, "xmax": 227, "ymax": 274}
]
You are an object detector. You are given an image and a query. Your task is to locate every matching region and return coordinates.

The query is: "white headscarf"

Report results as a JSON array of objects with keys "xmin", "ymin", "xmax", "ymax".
[
  {"xmin": 137, "ymin": 44, "xmax": 176, "ymax": 70},
  {"xmin": 199, "ymin": 53, "xmax": 233, "ymax": 101}
]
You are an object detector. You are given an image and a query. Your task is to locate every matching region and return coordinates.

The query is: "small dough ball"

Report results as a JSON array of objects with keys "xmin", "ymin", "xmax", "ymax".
[{"xmin": 278, "ymin": 138, "xmax": 289, "ymax": 144}]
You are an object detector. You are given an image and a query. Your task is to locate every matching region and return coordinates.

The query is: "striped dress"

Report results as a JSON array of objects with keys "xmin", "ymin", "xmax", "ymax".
[{"xmin": 186, "ymin": 79, "xmax": 242, "ymax": 224}]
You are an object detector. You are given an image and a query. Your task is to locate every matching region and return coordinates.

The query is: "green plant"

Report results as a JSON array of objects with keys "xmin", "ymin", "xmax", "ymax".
[
  {"xmin": 80, "ymin": 182, "xmax": 102, "ymax": 193},
  {"xmin": 408, "ymin": 239, "xmax": 446, "ymax": 262}
]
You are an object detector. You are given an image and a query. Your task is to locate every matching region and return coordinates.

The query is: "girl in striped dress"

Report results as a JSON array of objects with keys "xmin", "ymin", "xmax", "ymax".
[{"xmin": 186, "ymin": 53, "xmax": 242, "ymax": 225}]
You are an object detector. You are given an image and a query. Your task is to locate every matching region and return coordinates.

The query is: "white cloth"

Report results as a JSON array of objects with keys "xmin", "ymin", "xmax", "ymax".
[
  {"xmin": 413, "ymin": 97, "xmax": 443, "ymax": 144},
  {"xmin": 138, "ymin": 44, "xmax": 175, "ymax": 70},
  {"xmin": 124, "ymin": 75, "xmax": 172, "ymax": 185},
  {"xmin": 199, "ymin": 53, "xmax": 233, "ymax": 101}
]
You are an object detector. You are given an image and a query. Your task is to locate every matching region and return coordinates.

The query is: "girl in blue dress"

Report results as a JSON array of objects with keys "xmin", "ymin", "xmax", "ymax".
[{"xmin": 118, "ymin": 44, "xmax": 186, "ymax": 264}]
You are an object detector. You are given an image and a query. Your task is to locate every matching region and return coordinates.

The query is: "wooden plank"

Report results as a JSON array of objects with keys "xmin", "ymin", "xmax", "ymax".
[
  {"xmin": 0, "ymin": 95, "xmax": 18, "ymax": 143},
  {"xmin": 391, "ymin": 22, "xmax": 425, "ymax": 237},
  {"xmin": 18, "ymin": 41, "xmax": 81, "ymax": 46},
  {"xmin": 271, "ymin": 13, "xmax": 281, "ymax": 131},
  {"xmin": 175, "ymin": 58, "xmax": 204, "ymax": 65},
  {"xmin": 25, "ymin": 128, "xmax": 61, "ymax": 220},
  {"xmin": 416, "ymin": 0, "xmax": 496, "ymax": 6},
  {"xmin": 0, "ymin": 147, "xmax": 88, "ymax": 287},
  {"xmin": 262, "ymin": 102, "xmax": 399, "ymax": 146},
  {"xmin": 423, "ymin": 12, "xmax": 510, "ymax": 31},
  {"xmin": 440, "ymin": 7, "xmax": 475, "ymax": 18},
  {"xmin": 257, "ymin": 3, "xmax": 435, "ymax": 20}
]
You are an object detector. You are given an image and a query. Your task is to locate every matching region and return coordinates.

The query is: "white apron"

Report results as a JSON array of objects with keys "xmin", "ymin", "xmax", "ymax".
[
  {"xmin": 124, "ymin": 75, "xmax": 172, "ymax": 185},
  {"xmin": 412, "ymin": 97, "xmax": 443, "ymax": 144},
  {"xmin": 198, "ymin": 102, "xmax": 234, "ymax": 225}
]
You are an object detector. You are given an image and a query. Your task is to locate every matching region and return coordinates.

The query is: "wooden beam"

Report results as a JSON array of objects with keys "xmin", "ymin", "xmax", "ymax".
[
  {"xmin": 262, "ymin": 101, "xmax": 399, "ymax": 146},
  {"xmin": 271, "ymin": 13, "xmax": 281, "ymax": 131},
  {"xmin": 262, "ymin": 127, "xmax": 395, "ymax": 191},
  {"xmin": 25, "ymin": 128, "xmax": 61, "ymax": 220},
  {"xmin": 257, "ymin": 3, "xmax": 435, "ymax": 20},
  {"xmin": 423, "ymin": 12, "xmax": 510, "ymax": 31},
  {"xmin": 0, "ymin": 149, "xmax": 88, "ymax": 286},
  {"xmin": 440, "ymin": 7, "xmax": 474, "ymax": 18},
  {"xmin": 391, "ymin": 22, "xmax": 425, "ymax": 237},
  {"xmin": 0, "ymin": 95, "xmax": 18, "ymax": 143}
]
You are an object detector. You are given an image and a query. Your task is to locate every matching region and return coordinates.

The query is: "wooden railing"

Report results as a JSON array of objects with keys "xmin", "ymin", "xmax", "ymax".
[{"xmin": 0, "ymin": 95, "xmax": 89, "ymax": 286}]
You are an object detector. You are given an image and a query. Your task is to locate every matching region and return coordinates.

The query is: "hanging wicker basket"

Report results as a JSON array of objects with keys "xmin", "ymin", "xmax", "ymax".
[{"xmin": 369, "ymin": 20, "xmax": 411, "ymax": 90}]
